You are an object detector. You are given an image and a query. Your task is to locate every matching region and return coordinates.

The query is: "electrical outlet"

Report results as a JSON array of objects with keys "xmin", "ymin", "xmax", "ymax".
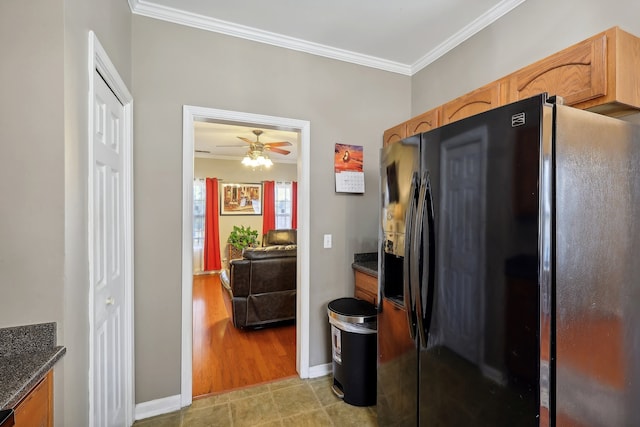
[{"xmin": 323, "ymin": 234, "xmax": 332, "ymax": 249}]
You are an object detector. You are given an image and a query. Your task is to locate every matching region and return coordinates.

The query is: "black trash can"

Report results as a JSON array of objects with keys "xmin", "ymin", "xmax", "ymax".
[{"xmin": 327, "ymin": 297, "xmax": 377, "ymax": 407}]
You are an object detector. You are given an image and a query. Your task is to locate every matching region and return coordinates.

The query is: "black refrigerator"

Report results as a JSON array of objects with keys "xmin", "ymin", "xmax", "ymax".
[{"xmin": 378, "ymin": 93, "xmax": 640, "ymax": 426}]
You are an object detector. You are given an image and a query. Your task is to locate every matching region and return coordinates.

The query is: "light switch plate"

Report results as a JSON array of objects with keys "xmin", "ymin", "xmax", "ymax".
[{"xmin": 323, "ymin": 234, "xmax": 332, "ymax": 249}]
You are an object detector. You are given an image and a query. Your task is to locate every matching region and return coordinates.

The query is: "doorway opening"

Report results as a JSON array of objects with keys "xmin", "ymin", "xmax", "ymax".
[
  {"xmin": 191, "ymin": 123, "xmax": 299, "ymax": 396},
  {"xmin": 181, "ymin": 106, "xmax": 311, "ymax": 407}
]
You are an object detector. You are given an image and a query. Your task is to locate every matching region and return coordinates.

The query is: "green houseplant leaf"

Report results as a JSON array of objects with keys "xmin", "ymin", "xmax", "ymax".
[{"xmin": 227, "ymin": 225, "xmax": 259, "ymax": 251}]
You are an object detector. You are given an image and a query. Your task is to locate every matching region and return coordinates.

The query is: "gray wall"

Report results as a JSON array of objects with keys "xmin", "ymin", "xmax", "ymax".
[
  {"xmin": 0, "ymin": 1, "xmax": 64, "ymax": 329},
  {"xmin": 132, "ymin": 16, "xmax": 410, "ymax": 403},
  {"xmin": 411, "ymin": 0, "xmax": 640, "ymax": 115},
  {"xmin": 0, "ymin": 0, "xmax": 64, "ymax": 424},
  {"xmin": 0, "ymin": 0, "xmax": 131, "ymax": 425}
]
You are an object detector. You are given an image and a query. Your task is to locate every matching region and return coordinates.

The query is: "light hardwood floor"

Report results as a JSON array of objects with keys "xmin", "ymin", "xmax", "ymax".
[{"xmin": 192, "ymin": 273, "xmax": 297, "ymax": 398}]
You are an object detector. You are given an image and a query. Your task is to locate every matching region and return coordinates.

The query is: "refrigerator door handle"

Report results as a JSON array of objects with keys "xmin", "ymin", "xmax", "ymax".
[
  {"xmin": 412, "ymin": 172, "xmax": 427, "ymax": 347},
  {"xmin": 403, "ymin": 172, "xmax": 419, "ymax": 340},
  {"xmin": 419, "ymin": 172, "xmax": 436, "ymax": 348},
  {"xmin": 413, "ymin": 171, "xmax": 433, "ymax": 348}
]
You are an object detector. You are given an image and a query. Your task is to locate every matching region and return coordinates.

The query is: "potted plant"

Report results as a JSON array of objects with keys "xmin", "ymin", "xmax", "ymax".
[{"xmin": 227, "ymin": 225, "xmax": 259, "ymax": 260}]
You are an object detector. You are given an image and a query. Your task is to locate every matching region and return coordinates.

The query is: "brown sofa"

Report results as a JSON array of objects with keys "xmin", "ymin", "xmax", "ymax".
[{"xmin": 220, "ymin": 245, "xmax": 296, "ymax": 329}]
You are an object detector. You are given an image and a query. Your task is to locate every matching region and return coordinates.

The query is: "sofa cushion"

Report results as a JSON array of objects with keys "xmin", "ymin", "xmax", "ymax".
[
  {"xmin": 263, "ymin": 229, "xmax": 297, "ymax": 246},
  {"xmin": 249, "ymin": 257, "xmax": 296, "ymax": 294},
  {"xmin": 243, "ymin": 245, "xmax": 297, "ymax": 260}
]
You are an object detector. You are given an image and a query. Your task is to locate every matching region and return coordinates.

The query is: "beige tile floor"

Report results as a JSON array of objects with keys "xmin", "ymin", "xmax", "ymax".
[{"xmin": 133, "ymin": 375, "xmax": 377, "ymax": 427}]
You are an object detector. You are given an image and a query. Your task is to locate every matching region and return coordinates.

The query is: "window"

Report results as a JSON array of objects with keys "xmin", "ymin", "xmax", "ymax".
[
  {"xmin": 193, "ymin": 179, "xmax": 206, "ymax": 272},
  {"xmin": 275, "ymin": 181, "xmax": 292, "ymax": 229}
]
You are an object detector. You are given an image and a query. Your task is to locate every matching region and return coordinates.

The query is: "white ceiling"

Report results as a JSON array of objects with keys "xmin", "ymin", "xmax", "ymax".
[
  {"xmin": 129, "ymin": 0, "xmax": 526, "ymax": 76},
  {"xmin": 194, "ymin": 121, "xmax": 298, "ymax": 163},
  {"xmin": 132, "ymin": 0, "xmax": 527, "ymax": 160}
]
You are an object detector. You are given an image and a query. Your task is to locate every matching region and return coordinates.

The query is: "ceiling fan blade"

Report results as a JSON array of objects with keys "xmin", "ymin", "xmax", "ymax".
[
  {"xmin": 268, "ymin": 147, "xmax": 291, "ymax": 155},
  {"xmin": 237, "ymin": 136, "xmax": 253, "ymax": 144},
  {"xmin": 216, "ymin": 144, "xmax": 246, "ymax": 148},
  {"xmin": 265, "ymin": 141, "xmax": 292, "ymax": 147}
]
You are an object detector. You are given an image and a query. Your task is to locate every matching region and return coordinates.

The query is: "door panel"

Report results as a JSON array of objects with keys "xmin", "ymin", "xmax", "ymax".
[
  {"xmin": 439, "ymin": 140, "xmax": 483, "ymax": 364},
  {"xmin": 93, "ymin": 71, "xmax": 126, "ymax": 427}
]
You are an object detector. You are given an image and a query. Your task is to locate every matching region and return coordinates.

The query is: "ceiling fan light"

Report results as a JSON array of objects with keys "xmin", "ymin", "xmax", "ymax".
[{"xmin": 241, "ymin": 155, "xmax": 252, "ymax": 166}]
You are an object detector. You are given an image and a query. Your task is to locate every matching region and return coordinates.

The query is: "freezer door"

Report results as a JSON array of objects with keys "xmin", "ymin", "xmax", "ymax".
[
  {"xmin": 554, "ymin": 106, "xmax": 640, "ymax": 427},
  {"xmin": 379, "ymin": 137, "xmax": 420, "ymax": 426}
]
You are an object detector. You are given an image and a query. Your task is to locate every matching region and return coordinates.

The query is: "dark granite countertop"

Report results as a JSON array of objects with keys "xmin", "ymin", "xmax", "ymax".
[
  {"xmin": 0, "ymin": 323, "xmax": 66, "ymax": 409},
  {"xmin": 352, "ymin": 252, "xmax": 378, "ymax": 277}
]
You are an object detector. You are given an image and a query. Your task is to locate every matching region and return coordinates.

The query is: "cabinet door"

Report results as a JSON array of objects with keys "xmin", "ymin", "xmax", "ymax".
[
  {"xmin": 508, "ymin": 34, "xmax": 606, "ymax": 106},
  {"xmin": 354, "ymin": 270, "xmax": 378, "ymax": 306},
  {"xmin": 442, "ymin": 82, "xmax": 503, "ymax": 125},
  {"xmin": 406, "ymin": 107, "xmax": 440, "ymax": 137},
  {"xmin": 383, "ymin": 123, "xmax": 406, "ymax": 146},
  {"xmin": 13, "ymin": 371, "xmax": 52, "ymax": 427}
]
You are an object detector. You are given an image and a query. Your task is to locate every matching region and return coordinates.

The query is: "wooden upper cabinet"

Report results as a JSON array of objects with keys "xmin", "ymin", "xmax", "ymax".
[
  {"xmin": 583, "ymin": 27, "xmax": 640, "ymax": 115},
  {"xmin": 406, "ymin": 107, "xmax": 440, "ymax": 137},
  {"xmin": 383, "ymin": 122, "xmax": 406, "ymax": 146},
  {"xmin": 382, "ymin": 27, "xmax": 640, "ymax": 147},
  {"xmin": 442, "ymin": 81, "xmax": 504, "ymax": 125},
  {"xmin": 508, "ymin": 33, "xmax": 607, "ymax": 107},
  {"xmin": 508, "ymin": 27, "xmax": 640, "ymax": 115}
]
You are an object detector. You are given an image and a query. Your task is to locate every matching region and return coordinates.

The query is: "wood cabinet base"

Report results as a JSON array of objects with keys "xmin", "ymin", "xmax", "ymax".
[
  {"xmin": 354, "ymin": 270, "xmax": 378, "ymax": 306},
  {"xmin": 13, "ymin": 371, "xmax": 53, "ymax": 427}
]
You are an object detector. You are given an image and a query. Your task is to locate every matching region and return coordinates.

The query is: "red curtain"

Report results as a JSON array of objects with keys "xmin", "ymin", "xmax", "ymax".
[
  {"xmin": 292, "ymin": 181, "xmax": 298, "ymax": 229},
  {"xmin": 204, "ymin": 177, "xmax": 221, "ymax": 271},
  {"xmin": 263, "ymin": 181, "xmax": 275, "ymax": 234}
]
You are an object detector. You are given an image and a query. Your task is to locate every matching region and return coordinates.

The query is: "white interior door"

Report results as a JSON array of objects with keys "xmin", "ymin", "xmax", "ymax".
[
  {"xmin": 92, "ymin": 70, "xmax": 126, "ymax": 427},
  {"xmin": 439, "ymin": 139, "xmax": 484, "ymax": 364}
]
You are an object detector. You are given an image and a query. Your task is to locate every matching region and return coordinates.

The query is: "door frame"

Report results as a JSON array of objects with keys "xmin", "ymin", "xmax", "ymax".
[
  {"xmin": 87, "ymin": 32, "xmax": 135, "ymax": 426},
  {"xmin": 181, "ymin": 106, "xmax": 311, "ymax": 407}
]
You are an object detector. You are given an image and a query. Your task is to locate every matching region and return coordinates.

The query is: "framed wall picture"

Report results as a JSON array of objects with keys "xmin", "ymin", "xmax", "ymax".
[{"xmin": 220, "ymin": 182, "xmax": 262, "ymax": 215}]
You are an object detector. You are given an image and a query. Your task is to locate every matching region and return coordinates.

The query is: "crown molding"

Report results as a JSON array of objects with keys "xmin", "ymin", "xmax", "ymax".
[
  {"xmin": 410, "ymin": 0, "xmax": 527, "ymax": 74},
  {"xmin": 128, "ymin": 0, "xmax": 412, "ymax": 75},
  {"xmin": 129, "ymin": 0, "xmax": 526, "ymax": 77}
]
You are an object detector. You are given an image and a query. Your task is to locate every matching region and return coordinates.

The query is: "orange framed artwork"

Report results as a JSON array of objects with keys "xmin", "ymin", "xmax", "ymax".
[{"xmin": 220, "ymin": 182, "xmax": 262, "ymax": 215}]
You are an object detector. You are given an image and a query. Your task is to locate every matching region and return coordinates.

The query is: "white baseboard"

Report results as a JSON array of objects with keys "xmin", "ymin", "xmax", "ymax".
[
  {"xmin": 308, "ymin": 363, "xmax": 332, "ymax": 378},
  {"xmin": 135, "ymin": 365, "xmax": 331, "ymax": 420},
  {"xmin": 135, "ymin": 394, "xmax": 182, "ymax": 421}
]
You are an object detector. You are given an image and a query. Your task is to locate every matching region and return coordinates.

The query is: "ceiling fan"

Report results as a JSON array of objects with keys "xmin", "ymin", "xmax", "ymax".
[
  {"xmin": 217, "ymin": 129, "xmax": 292, "ymax": 168},
  {"xmin": 218, "ymin": 129, "xmax": 292, "ymax": 156}
]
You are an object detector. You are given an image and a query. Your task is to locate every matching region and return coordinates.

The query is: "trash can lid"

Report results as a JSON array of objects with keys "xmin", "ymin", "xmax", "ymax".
[{"xmin": 328, "ymin": 297, "xmax": 377, "ymax": 324}]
